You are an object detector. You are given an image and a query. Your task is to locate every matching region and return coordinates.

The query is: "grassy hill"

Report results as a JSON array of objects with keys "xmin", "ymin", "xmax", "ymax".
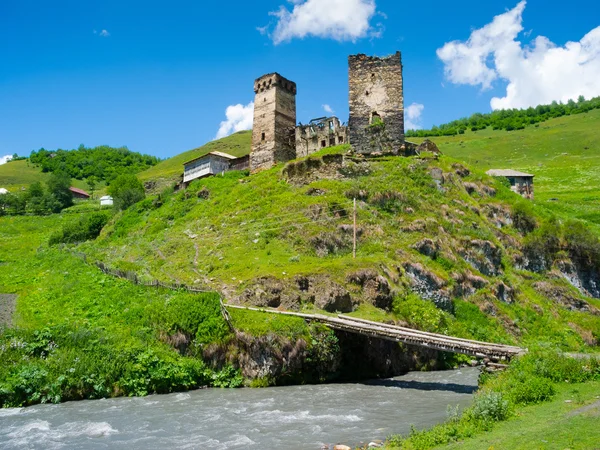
[
  {"xmin": 138, "ymin": 130, "xmax": 251, "ymax": 190},
  {"xmin": 80, "ymin": 140, "xmax": 600, "ymax": 353},
  {"xmin": 420, "ymin": 109, "xmax": 600, "ymax": 228},
  {"xmin": 0, "ymin": 160, "xmax": 95, "ymax": 193},
  {"xmin": 0, "ymin": 159, "xmax": 50, "ymax": 191}
]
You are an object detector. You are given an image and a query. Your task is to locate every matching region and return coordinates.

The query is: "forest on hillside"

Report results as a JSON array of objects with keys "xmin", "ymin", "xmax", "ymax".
[
  {"xmin": 407, "ymin": 95, "xmax": 600, "ymax": 137},
  {"xmin": 29, "ymin": 145, "xmax": 160, "ymax": 183}
]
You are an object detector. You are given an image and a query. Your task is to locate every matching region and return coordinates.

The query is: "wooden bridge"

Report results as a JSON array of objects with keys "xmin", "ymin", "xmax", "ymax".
[{"xmin": 225, "ymin": 305, "xmax": 526, "ymax": 362}]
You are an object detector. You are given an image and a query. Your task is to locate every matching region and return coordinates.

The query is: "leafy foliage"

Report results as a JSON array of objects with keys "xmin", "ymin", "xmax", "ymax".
[
  {"xmin": 108, "ymin": 174, "xmax": 146, "ymax": 210},
  {"xmin": 407, "ymin": 95, "xmax": 600, "ymax": 136},
  {"xmin": 49, "ymin": 212, "xmax": 111, "ymax": 245},
  {"xmin": 386, "ymin": 352, "xmax": 600, "ymax": 449},
  {"xmin": 29, "ymin": 145, "xmax": 159, "ymax": 183}
]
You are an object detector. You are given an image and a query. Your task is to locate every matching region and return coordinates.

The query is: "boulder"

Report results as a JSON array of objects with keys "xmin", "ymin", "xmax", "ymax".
[
  {"xmin": 347, "ymin": 269, "xmax": 393, "ymax": 309},
  {"xmin": 403, "ymin": 263, "xmax": 453, "ymax": 312},
  {"xmin": 315, "ymin": 281, "xmax": 353, "ymax": 313},
  {"xmin": 417, "ymin": 139, "xmax": 442, "ymax": 155}
]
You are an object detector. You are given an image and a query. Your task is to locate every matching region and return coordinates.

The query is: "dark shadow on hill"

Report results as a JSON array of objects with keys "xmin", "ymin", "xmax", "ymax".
[{"xmin": 362, "ymin": 378, "xmax": 478, "ymax": 394}]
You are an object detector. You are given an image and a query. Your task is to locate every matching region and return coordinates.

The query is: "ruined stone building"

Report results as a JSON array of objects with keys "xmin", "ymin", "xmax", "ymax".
[
  {"xmin": 249, "ymin": 51, "xmax": 405, "ymax": 171},
  {"xmin": 250, "ymin": 73, "xmax": 297, "ymax": 172},
  {"xmin": 295, "ymin": 116, "xmax": 348, "ymax": 158},
  {"xmin": 348, "ymin": 52, "xmax": 405, "ymax": 154}
]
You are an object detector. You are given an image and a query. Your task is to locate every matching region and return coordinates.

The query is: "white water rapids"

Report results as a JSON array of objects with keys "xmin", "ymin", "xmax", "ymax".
[{"xmin": 0, "ymin": 367, "xmax": 479, "ymax": 449}]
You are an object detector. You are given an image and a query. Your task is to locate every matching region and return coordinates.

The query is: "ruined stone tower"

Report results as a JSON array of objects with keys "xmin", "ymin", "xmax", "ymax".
[
  {"xmin": 348, "ymin": 52, "xmax": 404, "ymax": 154},
  {"xmin": 250, "ymin": 73, "xmax": 297, "ymax": 172}
]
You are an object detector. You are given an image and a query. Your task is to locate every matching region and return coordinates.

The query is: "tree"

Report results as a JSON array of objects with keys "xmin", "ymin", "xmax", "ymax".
[
  {"xmin": 108, "ymin": 174, "xmax": 145, "ymax": 210},
  {"xmin": 87, "ymin": 176, "xmax": 98, "ymax": 199},
  {"xmin": 46, "ymin": 171, "xmax": 73, "ymax": 210}
]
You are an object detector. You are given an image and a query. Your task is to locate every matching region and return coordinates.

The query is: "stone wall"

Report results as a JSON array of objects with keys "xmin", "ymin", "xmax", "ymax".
[
  {"xmin": 250, "ymin": 73, "xmax": 297, "ymax": 172},
  {"xmin": 348, "ymin": 52, "xmax": 404, "ymax": 154},
  {"xmin": 295, "ymin": 116, "xmax": 349, "ymax": 158}
]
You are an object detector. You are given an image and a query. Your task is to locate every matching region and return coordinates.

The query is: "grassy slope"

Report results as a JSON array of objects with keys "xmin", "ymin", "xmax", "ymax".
[
  {"xmin": 419, "ymin": 109, "xmax": 600, "ymax": 228},
  {"xmin": 82, "ymin": 141, "xmax": 600, "ymax": 352},
  {"xmin": 137, "ymin": 130, "xmax": 251, "ymax": 187},
  {"xmin": 437, "ymin": 381, "xmax": 600, "ymax": 450},
  {"xmin": 0, "ymin": 159, "xmax": 93, "ymax": 192}
]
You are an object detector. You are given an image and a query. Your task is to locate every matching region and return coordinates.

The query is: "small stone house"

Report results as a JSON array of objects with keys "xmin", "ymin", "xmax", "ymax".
[
  {"xmin": 183, "ymin": 151, "xmax": 250, "ymax": 186},
  {"xmin": 486, "ymin": 169, "xmax": 534, "ymax": 199}
]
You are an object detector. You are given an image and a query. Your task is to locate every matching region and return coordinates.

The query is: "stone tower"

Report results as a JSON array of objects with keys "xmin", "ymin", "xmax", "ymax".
[
  {"xmin": 250, "ymin": 73, "xmax": 297, "ymax": 172},
  {"xmin": 348, "ymin": 52, "xmax": 404, "ymax": 154}
]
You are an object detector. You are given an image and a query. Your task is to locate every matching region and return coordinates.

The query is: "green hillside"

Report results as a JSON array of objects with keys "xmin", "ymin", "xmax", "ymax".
[
  {"xmin": 138, "ymin": 130, "xmax": 251, "ymax": 189},
  {"xmin": 0, "ymin": 159, "xmax": 89, "ymax": 192},
  {"xmin": 81, "ymin": 143, "xmax": 600, "ymax": 352},
  {"xmin": 420, "ymin": 109, "xmax": 600, "ymax": 228}
]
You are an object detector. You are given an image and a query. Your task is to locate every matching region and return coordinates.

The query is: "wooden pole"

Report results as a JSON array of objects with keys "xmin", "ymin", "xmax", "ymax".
[{"xmin": 353, "ymin": 198, "xmax": 356, "ymax": 259}]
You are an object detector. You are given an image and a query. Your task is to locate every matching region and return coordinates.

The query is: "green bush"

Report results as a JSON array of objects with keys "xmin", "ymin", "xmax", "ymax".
[
  {"xmin": 563, "ymin": 220, "xmax": 600, "ymax": 270},
  {"xmin": 469, "ymin": 391, "xmax": 510, "ymax": 422},
  {"xmin": 108, "ymin": 174, "xmax": 146, "ymax": 211},
  {"xmin": 511, "ymin": 201, "xmax": 537, "ymax": 234},
  {"xmin": 49, "ymin": 212, "xmax": 111, "ymax": 245},
  {"xmin": 508, "ymin": 376, "xmax": 556, "ymax": 404}
]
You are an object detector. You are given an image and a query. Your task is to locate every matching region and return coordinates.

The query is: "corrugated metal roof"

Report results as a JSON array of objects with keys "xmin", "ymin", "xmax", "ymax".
[
  {"xmin": 183, "ymin": 151, "xmax": 240, "ymax": 166},
  {"xmin": 208, "ymin": 151, "xmax": 238, "ymax": 160},
  {"xmin": 486, "ymin": 169, "xmax": 534, "ymax": 178}
]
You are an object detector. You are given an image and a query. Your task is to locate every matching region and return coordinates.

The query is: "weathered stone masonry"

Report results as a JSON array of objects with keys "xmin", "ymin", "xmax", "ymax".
[
  {"xmin": 348, "ymin": 52, "xmax": 405, "ymax": 154},
  {"xmin": 250, "ymin": 73, "xmax": 297, "ymax": 172},
  {"xmin": 295, "ymin": 116, "xmax": 349, "ymax": 158}
]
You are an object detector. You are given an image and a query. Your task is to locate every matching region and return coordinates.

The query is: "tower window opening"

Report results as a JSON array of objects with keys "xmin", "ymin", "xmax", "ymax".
[{"xmin": 261, "ymin": 132, "xmax": 266, "ymax": 141}]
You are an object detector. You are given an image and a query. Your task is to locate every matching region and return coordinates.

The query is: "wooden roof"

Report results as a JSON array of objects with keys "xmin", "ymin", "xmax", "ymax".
[{"xmin": 68, "ymin": 186, "xmax": 90, "ymax": 197}]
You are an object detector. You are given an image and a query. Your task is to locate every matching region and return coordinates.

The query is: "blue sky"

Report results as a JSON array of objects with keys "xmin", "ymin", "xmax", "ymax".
[{"xmin": 1, "ymin": 0, "xmax": 599, "ymax": 160}]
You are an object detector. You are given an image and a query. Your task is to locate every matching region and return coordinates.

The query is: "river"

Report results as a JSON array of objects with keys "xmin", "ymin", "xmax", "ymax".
[{"xmin": 0, "ymin": 368, "xmax": 479, "ymax": 449}]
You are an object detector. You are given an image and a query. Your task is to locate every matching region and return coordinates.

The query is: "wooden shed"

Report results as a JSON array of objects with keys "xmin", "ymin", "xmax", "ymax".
[
  {"xmin": 69, "ymin": 186, "xmax": 90, "ymax": 199},
  {"xmin": 183, "ymin": 151, "xmax": 249, "ymax": 185}
]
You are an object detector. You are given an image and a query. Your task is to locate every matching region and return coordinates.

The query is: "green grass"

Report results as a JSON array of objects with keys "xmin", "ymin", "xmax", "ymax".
[
  {"xmin": 385, "ymin": 351, "xmax": 600, "ymax": 450},
  {"xmin": 80, "ymin": 142, "xmax": 600, "ymax": 352},
  {"xmin": 417, "ymin": 109, "xmax": 600, "ymax": 229},
  {"xmin": 0, "ymin": 214, "xmax": 241, "ymax": 406},
  {"xmin": 437, "ymin": 381, "xmax": 600, "ymax": 450},
  {"xmin": 0, "ymin": 160, "xmax": 50, "ymax": 191},
  {"xmin": 137, "ymin": 130, "xmax": 251, "ymax": 189},
  {"xmin": 0, "ymin": 159, "xmax": 98, "ymax": 193}
]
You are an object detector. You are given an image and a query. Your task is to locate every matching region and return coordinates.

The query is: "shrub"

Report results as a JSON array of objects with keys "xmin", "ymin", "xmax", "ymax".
[
  {"xmin": 108, "ymin": 174, "xmax": 145, "ymax": 210},
  {"xmin": 469, "ymin": 391, "xmax": 510, "ymax": 423},
  {"xmin": 49, "ymin": 212, "xmax": 110, "ymax": 245},
  {"xmin": 508, "ymin": 376, "xmax": 555, "ymax": 404},
  {"xmin": 511, "ymin": 201, "xmax": 537, "ymax": 234},
  {"xmin": 522, "ymin": 219, "xmax": 562, "ymax": 271},
  {"xmin": 563, "ymin": 220, "xmax": 600, "ymax": 270}
]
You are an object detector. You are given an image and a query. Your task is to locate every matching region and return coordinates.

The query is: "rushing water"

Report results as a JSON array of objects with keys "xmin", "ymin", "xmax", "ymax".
[{"xmin": 0, "ymin": 368, "xmax": 479, "ymax": 449}]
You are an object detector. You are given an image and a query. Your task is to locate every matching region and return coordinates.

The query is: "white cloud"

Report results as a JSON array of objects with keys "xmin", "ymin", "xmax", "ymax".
[
  {"xmin": 0, "ymin": 155, "xmax": 13, "ymax": 165},
  {"xmin": 216, "ymin": 102, "xmax": 254, "ymax": 139},
  {"xmin": 322, "ymin": 104, "xmax": 334, "ymax": 114},
  {"xmin": 94, "ymin": 29, "xmax": 110, "ymax": 37},
  {"xmin": 437, "ymin": 1, "xmax": 600, "ymax": 110},
  {"xmin": 405, "ymin": 103, "xmax": 424, "ymax": 130},
  {"xmin": 266, "ymin": 0, "xmax": 381, "ymax": 44}
]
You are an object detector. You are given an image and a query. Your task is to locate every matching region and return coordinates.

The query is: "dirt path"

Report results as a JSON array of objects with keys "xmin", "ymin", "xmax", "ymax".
[
  {"xmin": 0, "ymin": 294, "xmax": 16, "ymax": 327},
  {"xmin": 568, "ymin": 399, "xmax": 600, "ymax": 417}
]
